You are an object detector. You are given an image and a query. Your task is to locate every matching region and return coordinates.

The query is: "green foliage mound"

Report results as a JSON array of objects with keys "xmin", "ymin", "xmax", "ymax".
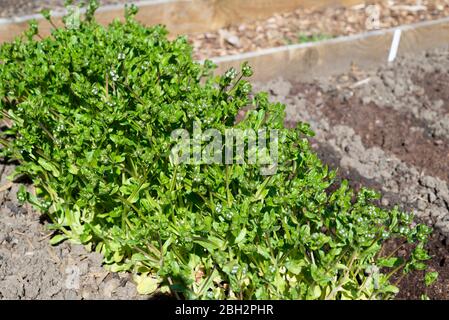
[{"xmin": 0, "ymin": 1, "xmax": 434, "ymax": 299}]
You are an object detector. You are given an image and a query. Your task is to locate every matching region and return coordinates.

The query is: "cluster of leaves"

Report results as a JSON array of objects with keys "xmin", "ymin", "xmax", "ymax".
[
  {"xmin": 297, "ymin": 33, "xmax": 332, "ymax": 43},
  {"xmin": 284, "ymin": 33, "xmax": 332, "ymax": 46},
  {"xmin": 0, "ymin": 1, "xmax": 435, "ymax": 299}
]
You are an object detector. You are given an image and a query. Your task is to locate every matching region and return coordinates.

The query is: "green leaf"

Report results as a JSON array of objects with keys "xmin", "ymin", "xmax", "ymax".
[
  {"xmin": 193, "ymin": 236, "xmax": 225, "ymax": 251},
  {"xmin": 234, "ymin": 228, "xmax": 247, "ymax": 244},
  {"xmin": 135, "ymin": 275, "xmax": 159, "ymax": 295},
  {"xmin": 308, "ymin": 285, "xmax": 322, "ymax": 299},
  {"xmin": 49, "ymin": 234, "xmax": 68, "ymax": 245},
  {"xmin": 285, "ymin": 260, "xmax": 306, "ymax": 275},
  {"xmin": 131, "ymin": 253, "xmax": 147, "ymax": 262},
  {"xmin": 377, "ymin": 257, "xmax": 402, "ymax": 268},
  {"xmin": 383, "ymin": 285, "xmax": 399, "ymax": 294},
  {"xmin": 425, "ymin": 271, "xmax": 438, "ymax": 286},
  {"xmin": 38, "ymin": 158, "xmax": 60, "ymax": 177},
  {"xmin": 68, "ymin": 164, "xmax": 79, "ymax": 175}
]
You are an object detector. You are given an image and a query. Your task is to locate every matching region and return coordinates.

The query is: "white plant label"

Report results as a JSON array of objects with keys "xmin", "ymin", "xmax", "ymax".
[{"xmin": 388, "ymin": 29, "xmax": 402, "ymax": 63}]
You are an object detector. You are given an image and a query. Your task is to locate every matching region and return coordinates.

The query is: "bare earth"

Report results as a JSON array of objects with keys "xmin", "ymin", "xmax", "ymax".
[{"xmin": 0, "ymin": 163, "xmax": 142, "ymax": 299}]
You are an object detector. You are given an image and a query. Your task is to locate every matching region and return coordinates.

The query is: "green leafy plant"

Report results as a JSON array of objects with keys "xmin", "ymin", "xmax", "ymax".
[
  {"xmin": 297, "ymin": 33, "xmax": 332, "ymax": 43},
  {"xmin": 0, "ymin": 1, "xmax": 435, "ymax": 299},
  {"xmin": 285, "ymin": 33, "xmax": 333, "ymax": 45}
]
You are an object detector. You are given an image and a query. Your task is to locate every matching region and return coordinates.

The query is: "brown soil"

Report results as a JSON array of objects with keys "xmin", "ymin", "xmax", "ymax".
[
  {"xmin": 318, "ymin": 94, "xmax": 449, "ymax": 182},
  {"xmin": 313, "ymin": 141, "xmax": 409, "ymax": 209},
  {"xmin": 0, "ymin": 164, "xmax": 142, "ymax": 299},
  {"xmin": 394, "ymin": 232, "xmax": 449, "ymax": 300},
  {"xmin": 412, "ymin": 71, "xmax": 449, "ymax": 115}
]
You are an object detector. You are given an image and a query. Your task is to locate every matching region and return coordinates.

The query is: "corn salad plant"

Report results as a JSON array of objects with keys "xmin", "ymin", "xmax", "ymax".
[{"xmin": 0, "ymin": 1, "xmax": 435, "ymax": 299}]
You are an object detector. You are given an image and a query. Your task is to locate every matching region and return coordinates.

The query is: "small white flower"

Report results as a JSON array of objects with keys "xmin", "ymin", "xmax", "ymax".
[
  {"xmin": 231, "ymin": 265, "xmax": 239, "ymax": 275},
  {"xmin": 109, "ymin": 70, "xmax": 118, "ymax": 81},
  {"xmin": 141, "ymin": 61, "xmax": 150, "ymax": 71},
  {"xmin": 225, "ymin": 68, "xmax": 237, "ymax": 80}
]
